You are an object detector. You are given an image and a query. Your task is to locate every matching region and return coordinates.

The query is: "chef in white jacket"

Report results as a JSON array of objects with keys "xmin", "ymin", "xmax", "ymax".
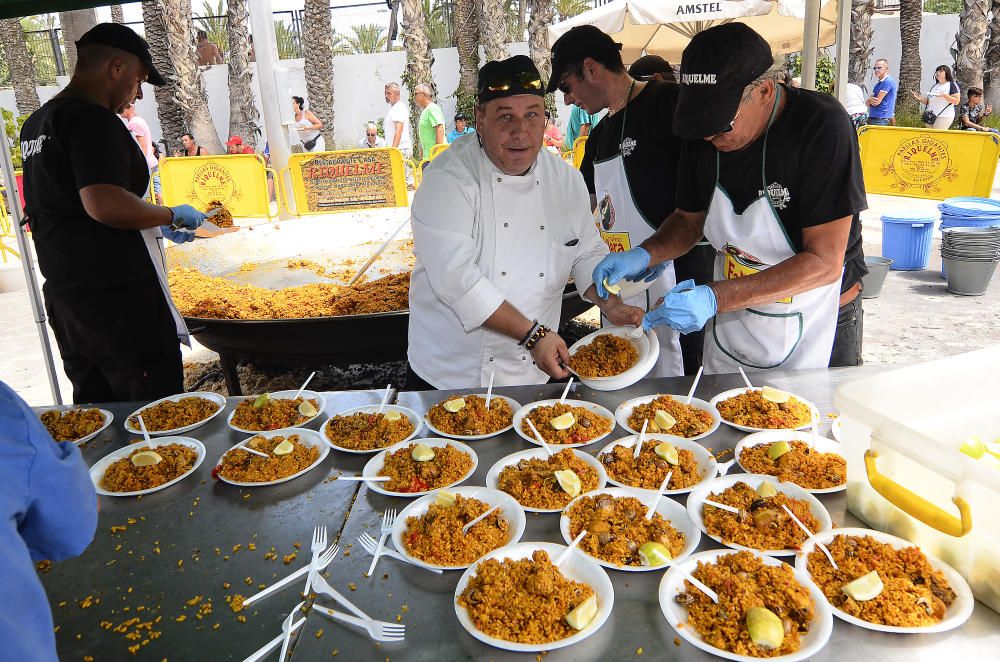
[{"xmin": 407, "ymin": 55, "xmax": 643, "ymax": 390}]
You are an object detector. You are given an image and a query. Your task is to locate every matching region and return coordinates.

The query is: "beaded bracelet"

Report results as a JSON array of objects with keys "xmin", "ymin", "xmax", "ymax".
[{"xmin": 524, "ymin": 325, "xmax": 550, "ymax": 350}]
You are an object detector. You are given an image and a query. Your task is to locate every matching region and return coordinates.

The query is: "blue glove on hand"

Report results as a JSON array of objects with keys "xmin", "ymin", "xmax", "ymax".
[
  {"xmin": 160, "ymin": 225, "xmax": 195, "ymax": 243},
  {"xmin": 169, "ymin": 204, "xmax": 206, "ymax": 232},
  {"xmin": 628, "ymin": 261, "xmax": 667, "ymax": 284},
  {"xmin": 593, "ymin": 247, "xmax": 651, "ymax": 299},
  {"xmin": 643, "ymin": 279, "xmax": 718, "ymax": 334}
]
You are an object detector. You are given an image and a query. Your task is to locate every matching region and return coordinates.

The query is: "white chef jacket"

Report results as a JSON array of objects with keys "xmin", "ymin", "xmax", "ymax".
[{"xmin": 408, "ymin": 136, "xmax": 609, "ymax": 389}]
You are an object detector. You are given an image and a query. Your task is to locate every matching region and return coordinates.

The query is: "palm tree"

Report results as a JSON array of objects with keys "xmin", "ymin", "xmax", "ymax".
[
  {"xmin": 454, "ymin": 0, "xmax": 479, "ymax": 120},
  {"xmin": 303, "ymin": 0, "xmax": 336, "ymax": 147},
  {"xmin": 898, "ymin": 0, "xmax": 923, "ymax": 116},
  {"xmin": 162, "ymin": 0, "xmax": 224, "ymax": 153},
  {"xmin": 528, "ymin": 0, "xmax": 556, "ymax": 91},
  {"xmin": 60, "ymin": 9, "xmax": 98, "ymax": 74},
  {"xmin": 517, "ymin": 0, "xmax": 527, "ymax": 39},
  {"xmin": 197, "ymin": 0, "xmax": 228, "ymax": 53},
  {"xmin": 274, "ymin": 20, "xmax": 301, "ymax": 59},
  {"xmin": 555, "ymin": 0, "xmax": 590, "ymax": 20},
  {"xmin": 482, "ymin": 0, "xmax": 511, "ymax": 62},
  {"xmin": 423, "ymin": 0, "xmax": 451, "ymax": 49},
  {"xmin": 111, "ymin": 5, "xmax": 125, "ymax": 24},
  {"xmin": 346, "ymin": 24, "xmax": 388, "ymax": 54},
  {"xmin": 0, "ymin": 18, "xmax": 40, "ymax": 115},
  {"xmin": 984, "ymin": 0, "xmax": 1000, "ymax": 107},
  {"xmin": 848, "ymin": 0, "xmax": 874, "ymax": 86},
  {"xmin": 402, "ymin": 0, "xmax": 435, "ymax": 159},
  {"xmin": 952, "ymin": 0, "xmax": 990, "ymax": 93},
  {"xmin": 227, "ymin": 0, "xmax": 259, "ymax": 148},
  {"xmin": 142, "ymin": 1, "xmax": 185, "ymax": 153}
]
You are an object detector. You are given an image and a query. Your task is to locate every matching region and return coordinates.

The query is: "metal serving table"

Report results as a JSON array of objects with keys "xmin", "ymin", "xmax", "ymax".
[{"xmin": 40, "ymin": 369, "xmax": 1000, "ymax": 661}]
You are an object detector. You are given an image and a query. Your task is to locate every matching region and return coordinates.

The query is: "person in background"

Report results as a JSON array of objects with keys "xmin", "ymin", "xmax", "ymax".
[
  {"xmin": 842, "ymin": 81, "xmax": 869, "ymax": 131},
  {"xmin": 543, "ymin": 110, "xmax": 563, "ymax": 148},
  {"xmin": 292, "ymin": 95, "xmax": 324, "ymax": 152},
  {"xmin": 120, "ymin": 103, "xmax": 156, "ymax": 169},
  {"xmin": 225, "ymin": 135, "xmax": 254, "ymax": 154},
  {"xmin": 383, "ymin": 82, "xmax": 413, "ymax": 159},
  {"xmin": 358, "ymin": 122, "xmax": 386, "ymax": 148},
  {"xmin": 195, "ymin": 29, "xmax": 223, "ymax": 66},
  {"xmin": 414, "ymin": 83, "xmax": 446, "ymax": 157},
  {"xmin": 563, "ymin": 103, "xmax": 601, "ymax": 152},
  {"xmin": 627, "ymin": 54, "xmax": 676, "ymax": 82},
  {"xmin": 911, "ymin": 65, "xmax": 960, "ymax": 130},
  {"xmin": 175, "ymin": 132, "xmax": 206, "ymax": 157},
  {"xmin": 959, "ymin": 87, "xmax": 999, "ymax": 133},
  {"xmin": 867, "ymin": 58, "xmax": 897, "ymax": 126},
  {"xmin": 248, "ymin": 35, "xmax": 256, "ymax": 63},
  {"xmin": 447, "ymin": 112, "xmax": 476, "ymax": 142},
  {"xmin": 0, "ymin": 380, "xmax": 98, "ymax": 662}
]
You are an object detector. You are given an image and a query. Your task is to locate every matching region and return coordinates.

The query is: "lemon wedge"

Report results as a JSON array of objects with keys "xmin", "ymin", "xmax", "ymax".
[
  {"xmin": 653, "ymin": 410, "xmax": 676, "ymax": 431},
  {"xmin": 131, "ymin": 450, "xmax": 163, "ymax": 467},
  {"xmin": 961, "ymin": 436, "xmax": 986, "ymax": 460},
  {"xmin": 411, "ymin": 443, "xmax": 435, "ymax": 462},
  {"xmin": 272, "ymin": 439, "xmax": 295, "ymax": 456},
  {"xmin": 252, "ymin": 393, "xmax": 270, "ymax": 409},
  {"xmin": 384, "ymin": 410, "xmax": 402, "ymax": 421},
  {"xmin": 761, "ymin": 386, "xmax": 789, "ymax": 404},
  {"xmin": 434, "ymin": 490, "xmax": 457, "ymax": 507},
  {"xmin": 551, "ymin": 412, "xmax": 576, "ymax": 430},
  {"xmin": 565, "ymin": 594, "xmax": 598, "ymax": 630},
  {"xmin": 298, "ymin": 400, "xmax": 318, "ymax": 418},
  {"xmin": 602, "ymin": 278, "xmax": 622, "ymax": 296},
  {"xmin": 746, "ymin": 607, "xmax": 784, "ymax": 651},
  {"xmin": 654, "ymin": 442, "xmax": 679, "ymax": 466},
  {"xmin": 443, "ymin": 398, "xmax": 466, "ymax": 413},
  {"xmin": 554, "ymin": 469, "xmax": 582, "ymax": 497},
  {"xmin": 842, "ymin": 570, "xmax": 884, "ymax": 601},
  {"xmin": 767, "ymin": 440, "xmax": 792, "ymax": 460},
  {"xmin": 638, "ymin": 541, "xmax": 672, "ymax": 567},
  {"xmin": 756, "ymin": 481, "xmax": 779, "ymax": 498}
]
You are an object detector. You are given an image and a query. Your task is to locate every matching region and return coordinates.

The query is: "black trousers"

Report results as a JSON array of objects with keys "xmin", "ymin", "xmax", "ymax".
[
  {"xmin": 673, "ymin": 244, "xmax": 717, "ymax": 375},
  {"xmin": 404, "ymin": 364, "xmax": 436, "ymax": 391},
  {"xmin": 45, "ymin": 282, "xmax": 184, "ymax": 404},
  {"xmin": 829, "ymin": 294, "xmax": 864, "ymax": 367}
]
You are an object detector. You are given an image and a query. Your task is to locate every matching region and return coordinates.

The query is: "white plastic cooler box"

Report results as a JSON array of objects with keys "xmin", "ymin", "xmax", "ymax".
[{"xmin": 835, "ymin": 346, "xmax": 1000, "ymax": 613}]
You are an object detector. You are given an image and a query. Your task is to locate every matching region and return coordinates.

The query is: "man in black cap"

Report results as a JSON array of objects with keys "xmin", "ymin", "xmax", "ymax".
[
  {"xmin": 406, "ymin": 55, "xmax": 642, "ymax": 390},
  {"xmin": 550, "ymin": 25, "xmax": 713, "ymax": 377},
  {"xmin": 628, "ymin": 54, "xmax": 676, "ymax": 83},
  {"xmin": 594, "ymin": 23, "xmax": 867, "ymax": 373},
  {"xmin": 21, "ymin": 23, "xmax": 208, "ymax": 403}
]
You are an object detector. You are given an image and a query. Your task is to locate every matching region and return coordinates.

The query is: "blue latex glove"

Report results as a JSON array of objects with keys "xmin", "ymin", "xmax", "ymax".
[
  {"xmin": 160, "ymin": 225, "xmax": 195, "ymax": 243},
  {"xmin": 643, "ymin": 279, "xmax": 718, "ymax": 333},
  {"xmin": 628, "ymin": 261, "xmax": 667, "ymax": 284},
  {"xmin": 593, "ymin": 247, "xmax": 651, "ymax": 299},
  {"xmin": 168, "ymin": 204, "xmax": 207, "ymax": 232}
]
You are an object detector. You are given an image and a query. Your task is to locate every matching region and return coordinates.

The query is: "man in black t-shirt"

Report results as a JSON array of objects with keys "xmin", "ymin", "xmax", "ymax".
[
  {"xmin": 21, "ymin": 23, "xmax": 207, "ymax": 403},
  {"xmin": 594, "ymin": 24, "xmax": 867, "ymax": 373}
]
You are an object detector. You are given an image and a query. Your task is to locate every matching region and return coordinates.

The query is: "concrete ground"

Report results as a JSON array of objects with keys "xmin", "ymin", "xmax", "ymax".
[{"xmin": 3, "ymin": 179, "xmax": 999, "ymax": 406}]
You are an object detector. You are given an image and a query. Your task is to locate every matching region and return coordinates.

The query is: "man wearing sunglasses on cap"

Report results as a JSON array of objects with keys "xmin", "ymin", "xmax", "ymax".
[
  {"xmin": 593, "ymin": 24, "xmax": 867, "ymax": 374},
  {"xmin": 406, "ymin": 55, "xmax": 643, "ymax": 390}
]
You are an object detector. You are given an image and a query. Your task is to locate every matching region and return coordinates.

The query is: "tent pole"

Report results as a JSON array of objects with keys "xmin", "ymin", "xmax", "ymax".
[
  {"xmin": 834, "ymin": 0, "xmax": 851, "ymax": 100},
  {"xmin": 1, "ymin": 135, "xmax": 63, "ymax": 405},
  {"xmin": 801, "ymin": 0, "xmax": 822, "ymax": 89}
]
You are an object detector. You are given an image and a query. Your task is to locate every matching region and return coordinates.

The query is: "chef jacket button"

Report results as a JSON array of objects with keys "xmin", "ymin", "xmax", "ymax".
[
  {"xmin": 540, "ymin": 225, "xmax": 545, "ymax": 230},
  {"xmin": 496, "ymin": 177, "xmax": 502, "ymax": 183},
  {"xmin": 539, "ymin": 272, "xmax": 544, "ymax": 277},
  {"xmin": 501, "ymin": 271, "xmax": 507, "ymax": 276},
  {"xmin": 504, "ymin": 223, "xmax": 509, "ymax": 228},
  {"xmin": 522, "ymin": 355, "xmax": 527, "ymax": 360},
  {"xmin": 489, "ymin": 357, "xmax": 494, "ymax": 362}
]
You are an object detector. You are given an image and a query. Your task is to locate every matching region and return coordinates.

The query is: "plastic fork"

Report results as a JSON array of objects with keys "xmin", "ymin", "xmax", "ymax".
[
  {"xmin": 242, "ymin": 612, "xmax": 304, "ymax": 662},
  {"xmin": 242, "ymin": 543, "xmax": 339, "ymax": 608},
  {"xmin": 304, "ymin": 525, "xmax": 327, "ymax": 597},
  {"xmin": 311, "ymin": 572, "xmax": 372, "ymax": 619},
  {"xmin": 278, "ymin": 601, "xmax": 305, "ymax": 662},
  {"xmin": 462, "ymin": 504, "xmax": 500, "ymax": 534},
  {"xmin": 367, "ymin": 509, "xmax": 397, "ymax": 577},
  {"xmin": 233, "ymin": 437, "xmax": 270, "ymax": 459},
  {"xmin": 356, "ymin": 532, "xmax": 444, "ymax": 574},
  {"xmin": 312, "ymin": 604, "xmax": 405, "ymax": 642}
]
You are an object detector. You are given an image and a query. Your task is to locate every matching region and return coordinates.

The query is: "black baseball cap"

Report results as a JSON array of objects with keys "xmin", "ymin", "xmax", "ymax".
[
  {"xmin": 547, "ymin": 25, "xmax": 623, "ymax": 93},
  {"xmin": 673, "ymin": 23, "xmax": 773, "ymax": 139},
  {"xmin": 76, "ymin": 23, "xmax": 166, "ymax": 86},
  {"xmin": 454, "ymin": 112, "xmax": 468, "ymax": 121},
  {"xmin": 477, "ymin": 55, "xmax": 544, "ymax": 104},
  {"xmin": 628, "ymin": 55, "xmax": 674, "ymax": 81}
]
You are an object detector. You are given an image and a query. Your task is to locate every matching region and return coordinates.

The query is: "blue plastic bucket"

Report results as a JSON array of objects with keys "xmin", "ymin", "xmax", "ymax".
[{"xmin": 881, "ymin": 212, "xmax": 936, "ymax": 271}]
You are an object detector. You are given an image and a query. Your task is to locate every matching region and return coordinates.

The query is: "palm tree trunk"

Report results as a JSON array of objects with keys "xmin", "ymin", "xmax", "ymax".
[
  {"xmin": 227, "ymin": 0, "xmax": 260, "ymax": 148},
  {"xmin": 60, "ymin": 9, "xmax": 99, "ymax": 75},
  {"xmin": 162, "ymin": 0, "xmax": 224, "ymax": 153},
  {"xmin": 848, "ymin": 0, "xmax": 874, "ymax": 86},
  {"xmin": 984, "ymin": 0, "xmax": 1000, "ymax": 107},
  {"xmin": 141, "ymin": 1, "xmax": 185, "ymax": 154},
  {"xmin": 953, "ymin": 0, "xmax": 990, "ymax": 93},
  {"xmin": 481, "ymin": 0, "xmax": 511, "ymax": 62},
  {"xmin": 402, "ymin": 0, "xmax": 435, "ymax": 159},
  {"xmin": 110, "ymin": 5, "xmax": 125, "ymax": 24},
  {"xmin": 528, "ymin": 0, "xmax": 555, "ymax": 89},
  {"xmin": 0, "ymin": 19, "xmax": 41, "ymax": 114},
  {"xmin": 898, "ymin": 0, "xmax": 923, "ymax": 116},
  {"xmin": 303, "ymin": 0, "xmax": 336, "ymax": 148},
  {"xmin": 454, "ymin": 0, "xmax": 480, "ymax": 120},
  {"xmin": 517, "ymin": 0, "xmax": 527, "ymax": 40}
]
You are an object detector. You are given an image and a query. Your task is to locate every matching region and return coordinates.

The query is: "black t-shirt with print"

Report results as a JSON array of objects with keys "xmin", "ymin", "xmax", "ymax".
[
  {"xmin": 580, "ymin": 81, "xmax": 683, "ymax": 228},
  {"xmin": 21, "ymin": 94, "xmax": 157, "ymax": 294},
  {"xmin": 676, "ymin": 85, "xmax": 868, "ymax": 292}
]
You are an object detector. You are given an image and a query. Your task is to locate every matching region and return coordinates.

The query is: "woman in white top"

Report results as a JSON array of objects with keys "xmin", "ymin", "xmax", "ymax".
[
  {"xmin": 292, "ymin": 95, "xmax": 325, "ymax": 152},
  {"xmin": 841, "ymin": 82, "xmax": 869, "ymax": 131},
  {"xmin": 910, "ymin": 65, "xmax": 961, "ymax": 130}
]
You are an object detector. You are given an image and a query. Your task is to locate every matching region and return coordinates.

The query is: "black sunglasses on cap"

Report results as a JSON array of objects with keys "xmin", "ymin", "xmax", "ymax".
[{"xmin": 479, "ymin": 71, "xmax": 543, "ymax": 95}]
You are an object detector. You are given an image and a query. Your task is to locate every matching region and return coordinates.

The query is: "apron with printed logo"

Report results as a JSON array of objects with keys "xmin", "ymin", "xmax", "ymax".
[{"xmin": 702, "ymin": 86, "xmax": 841, "ymax": 374}]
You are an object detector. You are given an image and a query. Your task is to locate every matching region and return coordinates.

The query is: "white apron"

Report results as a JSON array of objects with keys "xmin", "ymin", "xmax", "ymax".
[
  {"xmin": 592, "ymin": 86, "xmax": 684, "ymax": 377},
  {"xmin": 702, "ymin": 87, "xmax": 840, "ymax": 374},
  {"xmin": 141, "ymin": 227, "xmax": 191, "ymax": 347}
]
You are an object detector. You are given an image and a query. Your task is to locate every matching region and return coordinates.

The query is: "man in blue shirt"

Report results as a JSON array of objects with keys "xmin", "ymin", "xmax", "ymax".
[
  {"xmin": 446, "ymin": 112, "xmax": 476, "ymax": 143},
  {"xmin": 0, "ymin": 381, "xmax": 98, "ymax": 662},
  {"xmin": 563, "ymin": 103, "xmax": 602, "ymax": 151},
  {"xmin": 867, "ymin": 58, "xmax": 898, "ymax": 125}
]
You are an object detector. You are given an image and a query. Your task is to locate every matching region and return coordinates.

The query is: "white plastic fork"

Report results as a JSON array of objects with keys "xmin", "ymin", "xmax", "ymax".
[
  {"xmin": 242, "ymin": 613, "xmax": 305, "ymax": 662},
  {"xmin": 277, "ymin": 601, "xmax": 305, "ymax": 662},
  {"xmin": 311, "ymin": 572, "xmax": 372, "ymax": 619},
  {"xmin": 304, "ymin": 525, "xmax": 327, "ymax": 597},
  {"xmin": 242, "ymin": 543, "xmax": 339, "ymax": 608},
  {"xmin": 357, "ymin": 532, "xmax": 444, "ymax": 574},
  {"xmin": 462, "ymin": 504, "xmax": 500, "ymax": 534},
  {"xmin": 367, "ymin": 509, "xmax": 397, "ymax": 577},
  {"xmin": 312, "ymin": 604, "xmax": 406, "ymax": 642}
]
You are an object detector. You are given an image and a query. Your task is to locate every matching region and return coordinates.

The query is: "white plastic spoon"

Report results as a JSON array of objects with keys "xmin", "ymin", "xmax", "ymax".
[
  {"xmin": 781, "ymin": 504, "xmax": 838, "ymax": 569},
  {"xmin": 525, "ymin": 418, "xmax": 556, "ymax": 458},
  {"xmin": 293, "ymin": 371, "xmax": 316, "ymax": 400},
  {"xmin": 485, "ymin": 370, "xmax": 495, "ymax": 410},
  {"xmin": 559, "ymin": 377, "xmax": 574, "ymax": 404},
  {"xmin": 685, "ymin": 366, "xmax": 704, "ymax": 405},
  {"xmin": 555, "ymin": 530, "xmax": 587, "ymax": 566},
  {"xmin": 377, "ymin": 384, "xmax": 391, "ymax": 415},
  {"xmin": 738, "ymin": 366, "xmax": 754, "ymax": 390},
  {"xmin": 462, "ymin": 504, "xmax": 500, "ymax": 535},
  {"xmin": 633, "ymin": 419, "xmax": 648, "ymax": 460},
  {"xmin": 703, "ymin": 499, "xmax": 741, "ymax": 515},
  {"xmin": 645, "ymin": 471, "xmax": 672, "ymax": 519}
]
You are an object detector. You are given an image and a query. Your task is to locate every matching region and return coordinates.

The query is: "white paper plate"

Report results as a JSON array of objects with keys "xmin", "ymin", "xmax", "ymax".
[
  {"xmin": 614, "ymin": 394, "xmax": 721, "ymax": 441},
  {"xmin": 226, "ymin": 390, "xmax": 327, "ymax": 434},
  {"xmin": 709, "ymin": 387, "xmax": 818, "ymax": 433},
  {"xmin": 830, "ymin": 417, "xmax": 843, "ymax": 442},
  {"xmin": 794, "ymin": 527, "xmax": 975, "ymax": 634},
  {"xmin": 422, "ymin": 395, "xmax": 522, "ymax": 441},
  {"xmin": 595, "ymin": 434, "xmax": 718, "ymax": 496},
  {"xmin": 320, "ymin": 405, "xmax": 422, "ymax": 454},
  {"xmin": 391, "ymin": 486, "xmax": 527, "ymax": 571},
  {"xmin": 40, "ymin": 407, "xmax": 114, "ymax": 446},
  {"xmin": 735, "ymin": 430, "xmax": 846, "ymax": 494},
  {"xmin": 485, "ymin": 447, "xmax": 608, "ymax": 513},
  {"xmin": 659, "ymin": 548, "xmax": 834, "ymax": 662},
  {"xmin": 454, "ymin": 541, "xmax": 614, "ymax": 653},
  {"xmin": 90, "ymin": 436, "xmax": 206, "ymax": 497},
  {"xmin": 213, "ymin": 428, "xmax": 329, "ymax": 487},
  {"xmin": 362, "ymin": 438, "xmax": 477, "ymax": 497},
  {"xmin": 567, "ymin": 326, "xmax": 658, "ymax": 392},
  {"xmin": 124, "ymin": 392, "xmax": 226, "ymax": 436},
  {"xmin": 512, "ymin": 399, "xmax": 616, "ymax": 449},
  {"xmin": 686, "ymin": 473, "xmax": 832, "ymax": 557},
  {"xmin": 559, "ymin": 487, "xmax": 700, "ymax": 572}
]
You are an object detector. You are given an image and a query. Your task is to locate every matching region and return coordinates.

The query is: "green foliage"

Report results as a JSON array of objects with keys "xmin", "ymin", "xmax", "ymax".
[
  {"xmin": 924, "ymin": 0, "xmax": 962, "ymax": 14},
  {"xmin": 345, "ymin": 24, "xmax": 388, "ymax": 54},
  {"xmin": 893, "ymin": 107, "xmax": 926, "ymax": 128},
  {"xmin": 196, "ymin": 0, "xmax": 228, "ymax": 52},
  {"xmin": 423, "ymin": 0, "xmax": 452, "ymax": 49},
  {"xmin": 3, "ymin": 109, "xmax": 28, "ymax": 169},
  {"xmin": 789, "ymin": 52, "xmax": 836, "ymax": 94},
  {"xmin": 273, "ymin": 20, "xmax": 300, "ymax": 59},
  {"xmin": 556, "ymin": 0, "xmax": 592, "ymax": 20}
]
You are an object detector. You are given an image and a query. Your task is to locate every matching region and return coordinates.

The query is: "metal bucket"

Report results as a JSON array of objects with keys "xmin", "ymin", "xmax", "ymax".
[
  {"xmin": 861, "ymin": 256, "xmax": 893, "ymax": 299},
  {"xmin": 944, "ymin": 258, "xmax": 999, "ymax": 296}
]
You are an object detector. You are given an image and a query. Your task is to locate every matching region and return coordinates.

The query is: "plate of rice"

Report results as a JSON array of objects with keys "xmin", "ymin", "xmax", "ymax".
[
  {"xmin": 124, "ymin": 392, "xmax": 226, "ymax": 436},
  {"xmin": 424, "ymin": 394, "xmax": 521, "ymax": 441},
  {"xmin": 40, "ymin": 407, "xmax": 114, "ymax": 446},
  {"xmin": 595, "ymin": 434, "xmax": 718, "ymax": 495},
  {"xmin": 709, "ymin": 387, "xmax": 816, "ymax": 433},
  {"xmin": 213, "ymin": 428, "xmax": 329, "ymax": 487},
  {"xmin": 321, "ymin": 405, "xmax": 421, "ymax": 454},
  {"xmin": 362, "ymin": 438, "xmax": 477, "ymax": 497},
  {"xmin": 615, "ymin": 394, "xmax": 721, "ymax": 441},
  {"xmin": 566, "ymin": 326, "xmax": 659, "ymax": 391},
  {"xmin": 90, "ymin": 437, "xmax": 206, "ymax": 497},
  {"xmin": 735, "ymin": 430, "xmax": 846, "ymax": 494}
]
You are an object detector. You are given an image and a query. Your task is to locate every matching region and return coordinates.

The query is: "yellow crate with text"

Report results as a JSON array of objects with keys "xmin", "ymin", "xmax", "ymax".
[
  {"xmin": 0, "ymin": 188, "xmax": 18, "ymax": 263},
  {"xmin": 572, "ymin": 136, "xmax": 588, "ymax": 170},
  {"xmin": 428, "ymin": 143, "xmax": 449, "ymax": 160},
  {"xmin": 282, "ymin": 147, "xmax": 408, "ymax": 215},
  {"xmin": 858, "ymin": 125, "xmax": 1000, "ymax": 200},
  {"xmin": 158, "ymin": 154, "xmax": 276, "ymax": 218}
]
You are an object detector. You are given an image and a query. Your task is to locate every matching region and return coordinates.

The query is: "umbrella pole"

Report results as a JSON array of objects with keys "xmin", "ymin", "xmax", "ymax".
[
  {"xmin": 801, "ymin": 0, "xmax": 823, "ymax": 89},
  {"xmin": 1, "ymin": 133, "xmax": 63, "ymax": 405},
  {"xmin": 833, "ymin": 0, "xmax": 851, "ymax": 101}
]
